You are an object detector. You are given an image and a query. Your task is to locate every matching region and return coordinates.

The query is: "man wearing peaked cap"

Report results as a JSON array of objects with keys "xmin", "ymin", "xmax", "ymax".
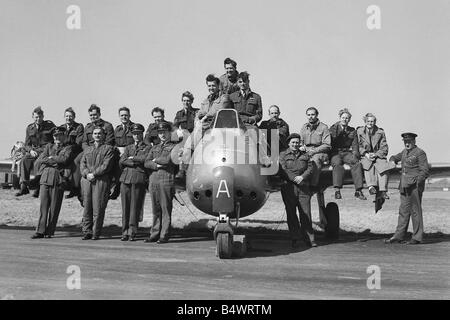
[
  {"xmin": 144, "ymin": 119, "xmax": 177, "ymax": 244},
  {"xmin": 16, "ymin": 106, "xmax": 56, "ymax": 197},
  {"xmin": 385, "ymin": 132, "xmax": 430, "ymax": 245},
  {"xmin": 31, "ymin": 124, "xmax": 75, "ymax": 239},
  {"xmin": 119, "ymin": 122, "xmax": 150, "ymax": 241}
]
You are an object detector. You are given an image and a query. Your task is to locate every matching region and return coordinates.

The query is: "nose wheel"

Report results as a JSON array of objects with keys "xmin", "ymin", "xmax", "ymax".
[{"xmin": 216, "ymin": 233, "xmax": 233, "ymax": 259}]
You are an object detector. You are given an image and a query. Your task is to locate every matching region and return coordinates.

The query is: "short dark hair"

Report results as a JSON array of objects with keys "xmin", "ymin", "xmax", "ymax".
[
  {"xmin": 181, "ymin": 91, "xmax": 194, "ymax": 102},
  {"xmin": 118, "ymin": 106, "xmax": 130, "ymax": 114},
  {"xmin": 151, "ymin": 107, "xmax": 165, "ymax": 117},
  {"xmin": 224, "ymin": 57, "xmax": 237, "ymax": 68},
  {"xmin": 64, "ymin": 107, "xmax": 76, "ymax": 117},
  {"xmin": 237, "ymin": 71, "xmax": 250, "ymax": 83},
  {"xmin": 205, "ymin": 74, "xmax": 220, "ymax": 85},
  {"xmin": 306, "ymin": 107, "xmax": 319, "ymax": 116},
  {"xmin": 89, "ymin": 104, "xmax": 101, "ymax": 114},
  {"xmin": 93, "ymin": 126, "xmax": 105, "ymax": 134},
  {"xmin": 32, "ymin": 106, "xmax": 44, "ymax": 116}
]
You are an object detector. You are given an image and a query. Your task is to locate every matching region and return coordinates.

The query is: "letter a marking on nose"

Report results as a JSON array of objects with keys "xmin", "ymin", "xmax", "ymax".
[{"xmin": 216, "ymin": 180, "xmax": 231, "ymax": 198}]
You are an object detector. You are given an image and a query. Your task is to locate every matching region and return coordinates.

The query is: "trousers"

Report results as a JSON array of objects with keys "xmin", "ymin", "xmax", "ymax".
[
  {"xmin": 36, "ymin": 184, "xmax": 64, "ymax": 235},
  {"xmin": 81, "ymin": 176, "xmax": 110, "ymax": 237}
]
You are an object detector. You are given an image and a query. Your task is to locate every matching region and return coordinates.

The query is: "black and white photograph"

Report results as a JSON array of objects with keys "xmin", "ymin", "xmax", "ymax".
[{"xmin": 0, "ymin": 0, "xmax": 449, "ymax": 305}]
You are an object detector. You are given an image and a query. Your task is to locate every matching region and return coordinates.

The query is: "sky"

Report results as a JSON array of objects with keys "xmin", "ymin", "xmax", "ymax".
[{"xmin": 0, "ymin": 0, "xmax": 449, "ymax": 162}]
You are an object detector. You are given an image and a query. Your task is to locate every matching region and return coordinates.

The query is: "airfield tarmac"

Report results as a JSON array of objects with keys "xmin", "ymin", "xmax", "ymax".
[{"xmin": 0, "ymin": 226, "xmax": 448, "ymax": 300}]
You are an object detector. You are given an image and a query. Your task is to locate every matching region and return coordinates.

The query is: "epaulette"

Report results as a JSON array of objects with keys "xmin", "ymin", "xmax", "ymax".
[{"xmin": 44, "ymin": 120, "xmax": 55, "ymax": 125}]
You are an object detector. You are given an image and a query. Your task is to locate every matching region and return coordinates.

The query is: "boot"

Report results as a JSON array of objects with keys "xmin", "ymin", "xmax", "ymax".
[{"xmin": 15, "ymin": 184, "xmax": 29, "ymax": 196}]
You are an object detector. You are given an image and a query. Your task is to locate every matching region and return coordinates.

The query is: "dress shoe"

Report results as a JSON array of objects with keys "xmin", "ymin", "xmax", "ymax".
[
  {"xmin": 355, "ymin": 190, "xmax": 367, "ymax": 200},
  {"xmin": 65, "ymin": 191, "xmax": 79, "ymax": 199},
  {"xmin": 129, "ymin": 236, "xmax": 137, "ymax": 242},
  {"xmin": 15, "ymin": 187, "xmax": 29, "ymax": 197},
  {"xmin": 82, "ymin": 234, "xmax": 92, "ymax": 240},
  {"xmin": 384, "ymin": 237, "xmax": 403, "ymax": 244},
  {"xmin": 31, "ymin": 233, "xmax": 44, "ymax": 239},
  {"xmin": 92, "ymin": 236, "xmax": 100, "ymax": 240},
  {"xmin": 309, "ymin": 241, "xmax": 318, "ymax": 248},
  {"xmin": 368, "ymin": 186, "xmax": 377, "ymax": 195},
  {"xmin": 156, "ymin": 239, "xmax": 168, "ymax": 244},
  {"xmin": 407, "ymin": 239, "xmax": 421, "ymax": 245},
  {"xmin": 144, "ymin": 237, "xmax": 158, "ymax": 243},
  {"xmin": 334, "ymin": 190, "xmax": 342, "ymax": 199},
  {"xmin": 45, "ymin": 235, "xmax": 53, "ymax": 238},
  {"xmin": 120, "ymin": 235, "xmax": 129, "ymax": 241},
  {"xmin": 380, "ymin": 191, "xmax": 390, "ymax": 199},
  {"xmin": 32, "ymin": 189, "xmax": 40, "ymax": 198}
]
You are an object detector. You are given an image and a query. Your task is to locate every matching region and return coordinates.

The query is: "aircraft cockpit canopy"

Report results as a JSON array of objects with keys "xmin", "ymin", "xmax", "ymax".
[{"xmin": 213, "ymin": 109, "xmax": 239, "ymax": 129}]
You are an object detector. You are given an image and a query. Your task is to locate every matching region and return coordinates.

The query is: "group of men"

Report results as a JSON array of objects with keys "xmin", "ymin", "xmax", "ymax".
[{"xmin": 16, "ymin": 56, "xmax": 430, "ymax": 248}]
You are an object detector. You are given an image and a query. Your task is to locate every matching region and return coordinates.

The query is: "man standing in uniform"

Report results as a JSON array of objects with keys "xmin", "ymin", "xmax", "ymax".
[
  {"xmin": 279, "ymin": 133, "xmax": 316, "ymax": 248},
  {"xmin": 110, "ymin": 106, "xmax": 135, "ymax": 200},
  {"xmin": 31, "ymin": 126, "xmax": 75, "ymax": 239},
  {"xmin": 16, "ymin": 106, "xmax": 56, "ymax": 197},
  {"xmin": 259, "ymin": 105, "xmax": 290, "ymax": 155},
  {"xmin": 229, "ymin": 71, "xmax": 263, "ymax": 128},
  {"xmin": 385, "ymin": 133, "xmax": 430, "ymax": 245},
  {"xmin": 299, "ymin": 107, "xmax": 331, "ymax": 187},
  {"xmin": 61, "ymin": 107, "xmax": 84, "ymax": 200},
  {"xmin": 219, "ymin": 57, "xmax": 240, "ymax": 95},
  {"xmin": 119, "ymin": 123, "xmax": 150, "ymax": 241},
  {"xmin": 144, "ymin": 122, "xmax": 177, "ymax": 244},
  {"xmin": 80, "ymin": 126, "xmax": 115, "ymax": 240},
  {"xmin": 329, "ymin": 108, "xmax": 366, "ymax": 200}
]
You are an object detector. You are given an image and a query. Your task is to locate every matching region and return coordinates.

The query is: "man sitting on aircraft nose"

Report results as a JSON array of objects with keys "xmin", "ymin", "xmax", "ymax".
[
  {"xmin": 279, "ymin": 133, "xmax": 317, "ymax": 248},
  {"xmin": 229, "ymin": 71, "xmax": 263, "ymax": 129},
  {"xmin": 299, "ymin": 107, "xmax": 331, "ymax": 188},
  {"xmin": 329, "ymin": 108, "xmax": 366, "ymax": 200}
]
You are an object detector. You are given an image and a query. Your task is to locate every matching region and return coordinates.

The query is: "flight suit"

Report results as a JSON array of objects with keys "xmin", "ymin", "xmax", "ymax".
[
  {"xmin": 20, "ymin": 120, "xmax": 56, "ymax": 185},
  {"xmin": 229, "ymin": 90, "xmax": 263, "ymax": 126},
  {"xmin": 329, "ymin": 122, "xmax": 363, "ymax": 190},
  {"xmin": 61, "ymin": 121, "xmax": 84, "ymax": 192},
  {"xmin": 144, "ymin": 141, "xmax": 177, "ymax": 241},
  {"xmin": 299, "ymin": 120, "xmax": 331, "ymax": 186},
  {"xmin": 80, "ymin": 143, "xmax": 115, "ymax": 238},
  {"xmin": 279, "ymin": 149, "xmax": 315, "ymax": 244},
  {"xmin": 389, "ymin": 146, "xmax": 430, "ymax": 242},
  {"xmin": 112, "ymin": 121, "xmax": 135, "ymax": 198},
  {"xmin": 356, "ymin": 125, "xmax": 389, "ymax": 191},
  {"xmin": 219, "ymin": 72, "xmax": 240, "ymax": 95},
  {"xmin": 119, "ymin": 142, "xmax": 150, "ymax": 237},
  {"xmin": 259, "ymin": 118, "xmax": 290, "ymax": 155},
  {"xmin": 36, "ymin": 143, "xmax": 74, "ymax": 236},
  {"xmin": 74, "ymin": 119, "xmax": 115, "ymax": 198}
]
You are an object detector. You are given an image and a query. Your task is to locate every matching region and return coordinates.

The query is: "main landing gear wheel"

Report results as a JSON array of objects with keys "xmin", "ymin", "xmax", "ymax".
[
  {"xmin": 325, "ymin": 202, "xmax": 340, "ymax": 240},
  {"xmin": 216, "ymin": 233, "xmax": 233, "ymax": 259}
]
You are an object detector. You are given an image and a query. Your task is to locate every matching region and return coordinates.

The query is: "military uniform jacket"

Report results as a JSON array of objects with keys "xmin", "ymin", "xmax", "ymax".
[
  {"xmin": 144, "ymin": 141, "xmax": 177, "ymax": 180},
  {"xmin": 25, "ymin": 120, "xmax": 56, "ymax": 153},
  {"xmin": 38, "ymin": 143, "xmax": 75, "ymax": 186},
  {"xmin": 144, "ymin": 120, "xmax": 174, "ymax": 146},
  {"xmin": 389, "ymin": 146, "xmax": 430, "ymax": 189},
  {"xmin": 229, "ymin": 90, "xmax": 263, "ymax": 125},
  {"xmin": 173, "ymin": 107, "xmax": 199, "ymax": 133},
  {"xmin": 279, "ymin": 149, "xmax": 313, "ymax": 185},
  {"xmin": 300, "ymin": 120, "xmax": 331, "ymax": 155},
  {"xmin": 114, "ymin": 121, "xmax": 135, "ymax": 147},
  {"xmin": 356, "ymin": 125, "xmax": 388, "ymax": 159},
  {"xmin": 82, "ymin": 119, "xmax": 115, "ymax": 150},
  {"xmin": 219, "ymin": 73, "xmax": 240, "ymax": 95},
  {"xmin": 259, "ymin": 118, "xmax": 290, "ymax": 150},
  {"xmin": 329, "ymin": 122, "xmax": 359, "ymax": 156},
  {"xmin": 198, "ymin": 93, "xmax": 230, "ymax": 123},
  {"xmin": 61, "ymin": 122, "xmax": 84, "ymax": 149},
  {"xmin": 119, "ymin": 142, "xmax": 151, "ymax": 184},
  {"xmin": 80, "ymin": 143, "xmax": 115, "ymax": 179}
]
